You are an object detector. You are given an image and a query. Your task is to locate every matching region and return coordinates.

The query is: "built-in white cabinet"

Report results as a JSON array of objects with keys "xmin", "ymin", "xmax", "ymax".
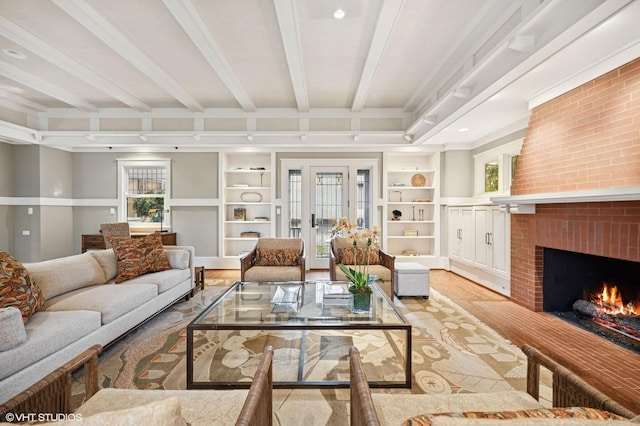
[
  {"xmin": 384, "ymin": 153, "xmax": 439, "ymax": 264},
  {"xmin": 447, "ymin": 204, "xmax": 510, "ymax": 295},
  {"xmin": 222, "ymin": 153, "xmax": 274, "ymax": 258}
]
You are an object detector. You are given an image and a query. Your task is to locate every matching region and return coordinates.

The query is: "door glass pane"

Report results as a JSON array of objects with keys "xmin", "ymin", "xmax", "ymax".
[
  {"xmin": 288, "ymin": 170, "xmax": 302, "ymax": 238},
  {"xmin": 315, "ymin": 172, "xmax": 343, "ymax": 259},
  {"xmin": 356, "ymin": 169, "xmax": 370, "ymax": 229}
]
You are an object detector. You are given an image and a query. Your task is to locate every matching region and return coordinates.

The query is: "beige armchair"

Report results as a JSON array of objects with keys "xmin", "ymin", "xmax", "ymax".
[
  {"xmin": 100, "ymin": 222, "xmax": 130, "ymax": 249},
  {"xmin": 329, "ymin": 237, "xmax": 395, "ymax": 299},
  {"xmin": 240, "ymin": 238, "xmax": 305, "ymax": 282}
]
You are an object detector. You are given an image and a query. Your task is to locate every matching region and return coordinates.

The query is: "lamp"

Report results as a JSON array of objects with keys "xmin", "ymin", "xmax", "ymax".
[{"xmin": 148, "ymin": 205, "xmax": 167, "ymax": 232}]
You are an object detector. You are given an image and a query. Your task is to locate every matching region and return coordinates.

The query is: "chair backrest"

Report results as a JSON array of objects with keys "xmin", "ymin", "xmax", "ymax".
[
  {"xmin": 349, "ymin": 346, "xmax": 381, "ymax": 426},
  {"xmin": 236, "ymin": 345, "xmax": 274, "ymax": 426},
  {"xmin": 256, "ymin": 238, "xmax": 303, "ymax": 252},
  {"xmin": 100, "ymin": 222, "xmax": 130, "ymax": 248}
]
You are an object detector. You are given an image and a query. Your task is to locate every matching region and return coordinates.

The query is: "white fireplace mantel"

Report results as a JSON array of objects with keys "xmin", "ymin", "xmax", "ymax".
[{"xmin": 491, "ymin": 186, "xmax": 640, "ymax": 214}]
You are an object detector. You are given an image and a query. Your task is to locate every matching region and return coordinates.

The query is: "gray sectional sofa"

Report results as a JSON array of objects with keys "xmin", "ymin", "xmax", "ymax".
[{"xmin": 0, "ymin": 246, "xmax": 195, "ymax": 404}]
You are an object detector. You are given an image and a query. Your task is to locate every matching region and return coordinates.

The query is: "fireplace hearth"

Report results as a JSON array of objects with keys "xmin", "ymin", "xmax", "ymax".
[{"xmin": 543, "ymin": 248, "xmax": 640, "ymax": 354}]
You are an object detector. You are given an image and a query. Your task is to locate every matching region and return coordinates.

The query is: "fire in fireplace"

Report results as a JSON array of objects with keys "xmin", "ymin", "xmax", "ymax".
[{"xmin": 543, "ymin": 248, "xmax": 640, "ymax": 353}]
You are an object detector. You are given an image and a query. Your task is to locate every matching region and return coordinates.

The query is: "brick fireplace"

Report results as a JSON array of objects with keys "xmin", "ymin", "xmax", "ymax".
[{"xmin": 507, "ymin": 57, "xmax": 640, "ymax": 312}]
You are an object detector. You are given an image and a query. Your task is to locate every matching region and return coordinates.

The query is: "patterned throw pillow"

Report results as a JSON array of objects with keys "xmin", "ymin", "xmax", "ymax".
[
  {"xmin": 254, "ymin": 248, "xmax": 300, "ymax": 266},
  {"xmin": 106, "ymin": 233, "xmax": 170, "ymax": 284},
  {"xmin": 338, "ymin": 247, "xmax": 380, "ymax": 265},
  {"xmin": 401, "ymin": 407, "xmax": 628, "ymax": 425},
  {"xmin": 0, "ymin": 251, "xmax": 45, "ymax": 323}
]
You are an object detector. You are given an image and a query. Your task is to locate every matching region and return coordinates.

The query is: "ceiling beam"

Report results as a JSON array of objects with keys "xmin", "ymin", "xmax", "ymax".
[
  {"xmin": 0, "ymin": 62, "xmax": 98, "ymax": 111},
  {"xmin": 351, "ymin": 0, "xmax": 405, "ymax": 112},
  {"xmin": 162, "ymin": 0, "xmax": 256, "ymax": 112},
  {"xmin": 52, "ymin": 0, "xmax": 203, "ymax": 112},
  {"xmin": 273, "ymin": 0, "xmax": 309, "ymax": 112},
  {"xmin": 0, "ymin": 15, "xmax": 151, "ymax": 112}
]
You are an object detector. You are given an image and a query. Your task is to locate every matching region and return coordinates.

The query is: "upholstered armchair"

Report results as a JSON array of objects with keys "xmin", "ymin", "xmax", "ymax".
[
  {"xmin": 240, "ymin": 238, "xmax": 305, "ymax": 282},
  {"xmin": 329, "ymin": 237, "xmax": 395, "ymax": 299},
  {"xmin": 100, "ymin": 222, "xmax": 130, "ymax": 249}
]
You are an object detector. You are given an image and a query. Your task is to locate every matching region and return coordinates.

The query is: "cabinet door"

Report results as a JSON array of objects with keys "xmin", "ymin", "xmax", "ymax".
[
  {"xmin": 474, "ymin": 207, "xmax": 490, "ymax": 269},
  {"xmin": 490, "ymin": 207, "xmax": 509, "ymax": 275},
  {"xmin": 460, "ymin": 208, "xmax": 474, "ymax": 263},
  {"xmin": 448, "ymin": 208, "xmax": 462, "ymax": 259}
]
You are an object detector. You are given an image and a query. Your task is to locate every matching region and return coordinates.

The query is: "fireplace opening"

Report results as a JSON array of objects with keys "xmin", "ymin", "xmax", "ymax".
[{"xmin": 543, "ymin": 248, "xmax": 640, "ymax": 353}]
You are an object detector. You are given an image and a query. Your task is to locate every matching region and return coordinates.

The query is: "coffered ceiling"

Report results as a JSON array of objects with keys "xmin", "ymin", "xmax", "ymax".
[{"xmin": 0, "ymin": 0, "xmax": 639, "ymax": 150}]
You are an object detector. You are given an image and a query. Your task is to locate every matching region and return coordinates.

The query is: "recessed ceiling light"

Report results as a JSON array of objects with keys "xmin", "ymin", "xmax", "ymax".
[
  {"xmin": 3, "ymin": 48, "xmax": 27, "ymax": 60},
  {"xmin": 334, "ymin": 8, "xmax": 345, "ymax": 19},
  {"xmin": 458, "ymin": 127, "xmax": 470, "ymax": 132}
]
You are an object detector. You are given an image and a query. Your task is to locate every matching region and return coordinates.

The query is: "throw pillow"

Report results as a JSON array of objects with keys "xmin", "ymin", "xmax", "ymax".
[
  {"xmin": 0, "ymin": 252, "xmax": 45, "ymax": 323},
  {"xmin": 107, "ymin": 233, "xmax": 170, "ymax": 284},
  {"xmin": 338, "ymin": 247, "xmax": 380, "ymax": 265},
  {"xmin": 401, "ymin": 407, "xmax": 629, "ymax": 425},
  {"xmin": 254, "ymin": 248, "xmax": 300, "ymax": 266},
  {"xmin": 0, "ymin": 307, "xmax": 27, "ymax": 351}
]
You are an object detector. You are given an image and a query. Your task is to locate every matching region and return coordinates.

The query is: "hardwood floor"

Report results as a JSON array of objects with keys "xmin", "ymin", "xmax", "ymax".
[{"xmin": 204, "ymin": 268, "xmax": 640, "ymax": 414}]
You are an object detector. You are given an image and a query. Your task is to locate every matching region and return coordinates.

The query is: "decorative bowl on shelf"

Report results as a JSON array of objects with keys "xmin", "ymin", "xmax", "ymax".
[{"xmin": 411, "ymin": 173, "xmax": 426, "ymax": 187}]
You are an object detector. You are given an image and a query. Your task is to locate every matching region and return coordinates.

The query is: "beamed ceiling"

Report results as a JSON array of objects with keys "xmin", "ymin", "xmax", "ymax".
[{"xmin": 0, "ymin": 0, "xmax": 639, "ymax": 151}]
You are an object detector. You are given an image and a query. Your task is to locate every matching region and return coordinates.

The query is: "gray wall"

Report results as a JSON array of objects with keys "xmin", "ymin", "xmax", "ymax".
[
  {"xmin": 441, "ymin": 150, "xmax": 473, "ymax": 197},
  {"xmin": 0, "ymin": 143, "xmax": 15, "ymax": 252}
]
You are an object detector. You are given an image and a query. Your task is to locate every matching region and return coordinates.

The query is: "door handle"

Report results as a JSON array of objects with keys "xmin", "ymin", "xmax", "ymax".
[{"xmin": 311, "ymin": 213, "xmax": 316, "ymax": 228}]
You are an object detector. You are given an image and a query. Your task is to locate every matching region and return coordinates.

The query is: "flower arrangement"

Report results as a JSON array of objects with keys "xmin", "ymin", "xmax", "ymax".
[{"xmin": 331, "ymin": 217, "xmax": 382, "ymax": 295}]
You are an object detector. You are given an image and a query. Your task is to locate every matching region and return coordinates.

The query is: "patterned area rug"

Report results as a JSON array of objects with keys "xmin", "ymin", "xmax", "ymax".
[{"xmin": 74, "ymin": 279, "xmax": 531, "ymax": 424}]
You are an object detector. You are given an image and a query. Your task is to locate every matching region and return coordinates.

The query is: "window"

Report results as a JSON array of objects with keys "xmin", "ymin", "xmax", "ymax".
[
  {"xmin": 118, "ymin": 160, "xmax": 171, "ymax": 231},
  {"xmin": 484, "ymin": 161, "xmax": 499, "ymax": 193},
  {"xmin": 288, "ymin": 169, "xmax": 302, "ymax": 238},
  {"xmin": 473, "ymin": 139, "xmax": 523, "ymax": 196},
  {"xmin": 356, "ymin": 169, "xmax": 371, "ymax": 229}
]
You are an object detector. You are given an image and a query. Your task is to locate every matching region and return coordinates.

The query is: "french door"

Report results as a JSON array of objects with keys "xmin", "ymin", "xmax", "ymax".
[{"xmin": 282, "ymin": 160, "xmax": 375, "ymax": 270}]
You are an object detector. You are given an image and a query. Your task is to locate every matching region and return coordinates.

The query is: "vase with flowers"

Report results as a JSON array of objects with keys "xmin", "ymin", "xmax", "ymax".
[{"xmin": 331, "ymin": 217, "xmax": 382, "ymax": 312}]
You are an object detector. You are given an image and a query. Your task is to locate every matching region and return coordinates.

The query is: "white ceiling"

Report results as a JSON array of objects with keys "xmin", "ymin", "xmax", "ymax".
[{"xmin": 0, "ymin": 0, "xmax": 639, "ymax": 151}]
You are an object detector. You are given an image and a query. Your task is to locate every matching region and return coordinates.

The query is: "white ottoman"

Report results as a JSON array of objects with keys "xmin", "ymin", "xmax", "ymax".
[{"xmin": 394, "ymin": 262, "xmax": 429, "ymax": 298}]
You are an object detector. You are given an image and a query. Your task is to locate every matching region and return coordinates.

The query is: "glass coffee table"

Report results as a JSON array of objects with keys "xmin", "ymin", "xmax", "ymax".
[{"xmin": 186, "ymin": 281, "xmax": 411, "ymax": 389}]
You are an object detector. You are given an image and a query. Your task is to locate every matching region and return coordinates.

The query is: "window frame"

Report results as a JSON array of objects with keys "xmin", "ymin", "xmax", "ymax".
[
  {"xmin": 117, "ymin": 159, "xmax": 171, "ymax": 232},
  {"xmin": 473, "ymin": 139, "xmax": 523, "ymax": 196}
]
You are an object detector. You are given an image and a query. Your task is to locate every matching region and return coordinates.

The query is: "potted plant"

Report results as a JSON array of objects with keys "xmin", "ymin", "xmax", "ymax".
[{"xmin": 331, "ymin": 218, "xmax": 382, "ymax": 312}]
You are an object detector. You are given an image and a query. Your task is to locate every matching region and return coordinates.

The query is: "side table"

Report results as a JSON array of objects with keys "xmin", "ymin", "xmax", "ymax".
[
  {"xmin": 194, "ymin": 266, "xmax": 205, "ymax": 291},
  {"xmin": 393, "ymin": 262, "xmax": 429, "ymax": 299}
]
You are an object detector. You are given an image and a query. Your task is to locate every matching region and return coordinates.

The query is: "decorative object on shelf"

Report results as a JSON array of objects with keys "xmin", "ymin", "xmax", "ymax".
[
  {"xmin": 240, "ymin": 192, "xmax": 262, "ymax": 202},
  {"xmin": 414, "ymin": 197, "xmax": 431, "ymax": 202},
  {"xmin": 232, "ymin": 183, "xmax": 249, "ymax": 187},
  {"xmin": 392, "ymin": 210, "xmax": 402, "ymax": 220},
  {"xmin": 234, "ymin": 208, "xmax": 246, "ymax": 221},
  {"xmin": 403, "ymin": 229, "xmax": 418, "ymax": 237},
  {"xmin": 389, "ymin": 190, "xmax": 402, "ymax": 202},
  {"xmin": 391, "ymin": 182, "xmax": 405, "ymax": 187},
  {"xmin": 255, "ymin": 217, "xmax": 269, "ymax": 221},
  {"xmin": 331, "ymin": 217, "xmax": 383, "ymax": 302},
  {"xmin": 241, "ymin": 231, "xmax": 260, "ymax": 238},
  {"xmin": 402, "ymin": 249, "xmax": 419, "ymax": 256},
  {"xmin": 411, "ymin": 173, "xmax": 426, "ymax": 187},
  {"xmin": 418, "ymin": 209, "xmax": 424, "ymax": 221}
]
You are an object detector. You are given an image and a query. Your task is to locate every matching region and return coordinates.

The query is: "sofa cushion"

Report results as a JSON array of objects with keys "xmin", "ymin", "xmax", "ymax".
[
  {"xmin": 89, "ymin": 249, "xmax": 118, "ymax": 282},
  {"xmin": 24, "ymin": 252, "xmax": 106, "ymax": 301},
  {"xmin": 254, "ymin": 248, "xmax": 301, "ymax": 266},
  {"xmin": 107, "ymin": 234, "xmax": 171, "ymax": 283},
  {"xmin": 165, "ymin": 249, "xmax": 189, "ymax": 270},
  {"xmin": 402, "ymin": 407, "xmax": 629, "ymax": 425},
  {"xmin": 0, "ymin": 307, "xmax": 27, "ymax": 351},
  {"xmin": 120, "ymin": 268, "xmax": 190, "ymax": 293},
  {"xmin": 337, "ymin": 247, "xmax": 380, "ymax": 265},
  {"xmin": 0, "ymin": 252, "xmax": 45, "ymax": 323},
  {"xmin": 44, "ymin": 284, "xmax": 158, "ymax": 325},
  {"xmin": 72, "ymin": 397, "xmax": 187, "ymax": 426},
  {"xmin": 243, "ymin": 266, "xmax": 303, "ymax": 282},
  {"xmin": 0, "ymin": 310, "xmax": 101, "ymax": 381},
  {"xmin": 334, "ymin": 264, "xmax": 391, "ymax": 282}
]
